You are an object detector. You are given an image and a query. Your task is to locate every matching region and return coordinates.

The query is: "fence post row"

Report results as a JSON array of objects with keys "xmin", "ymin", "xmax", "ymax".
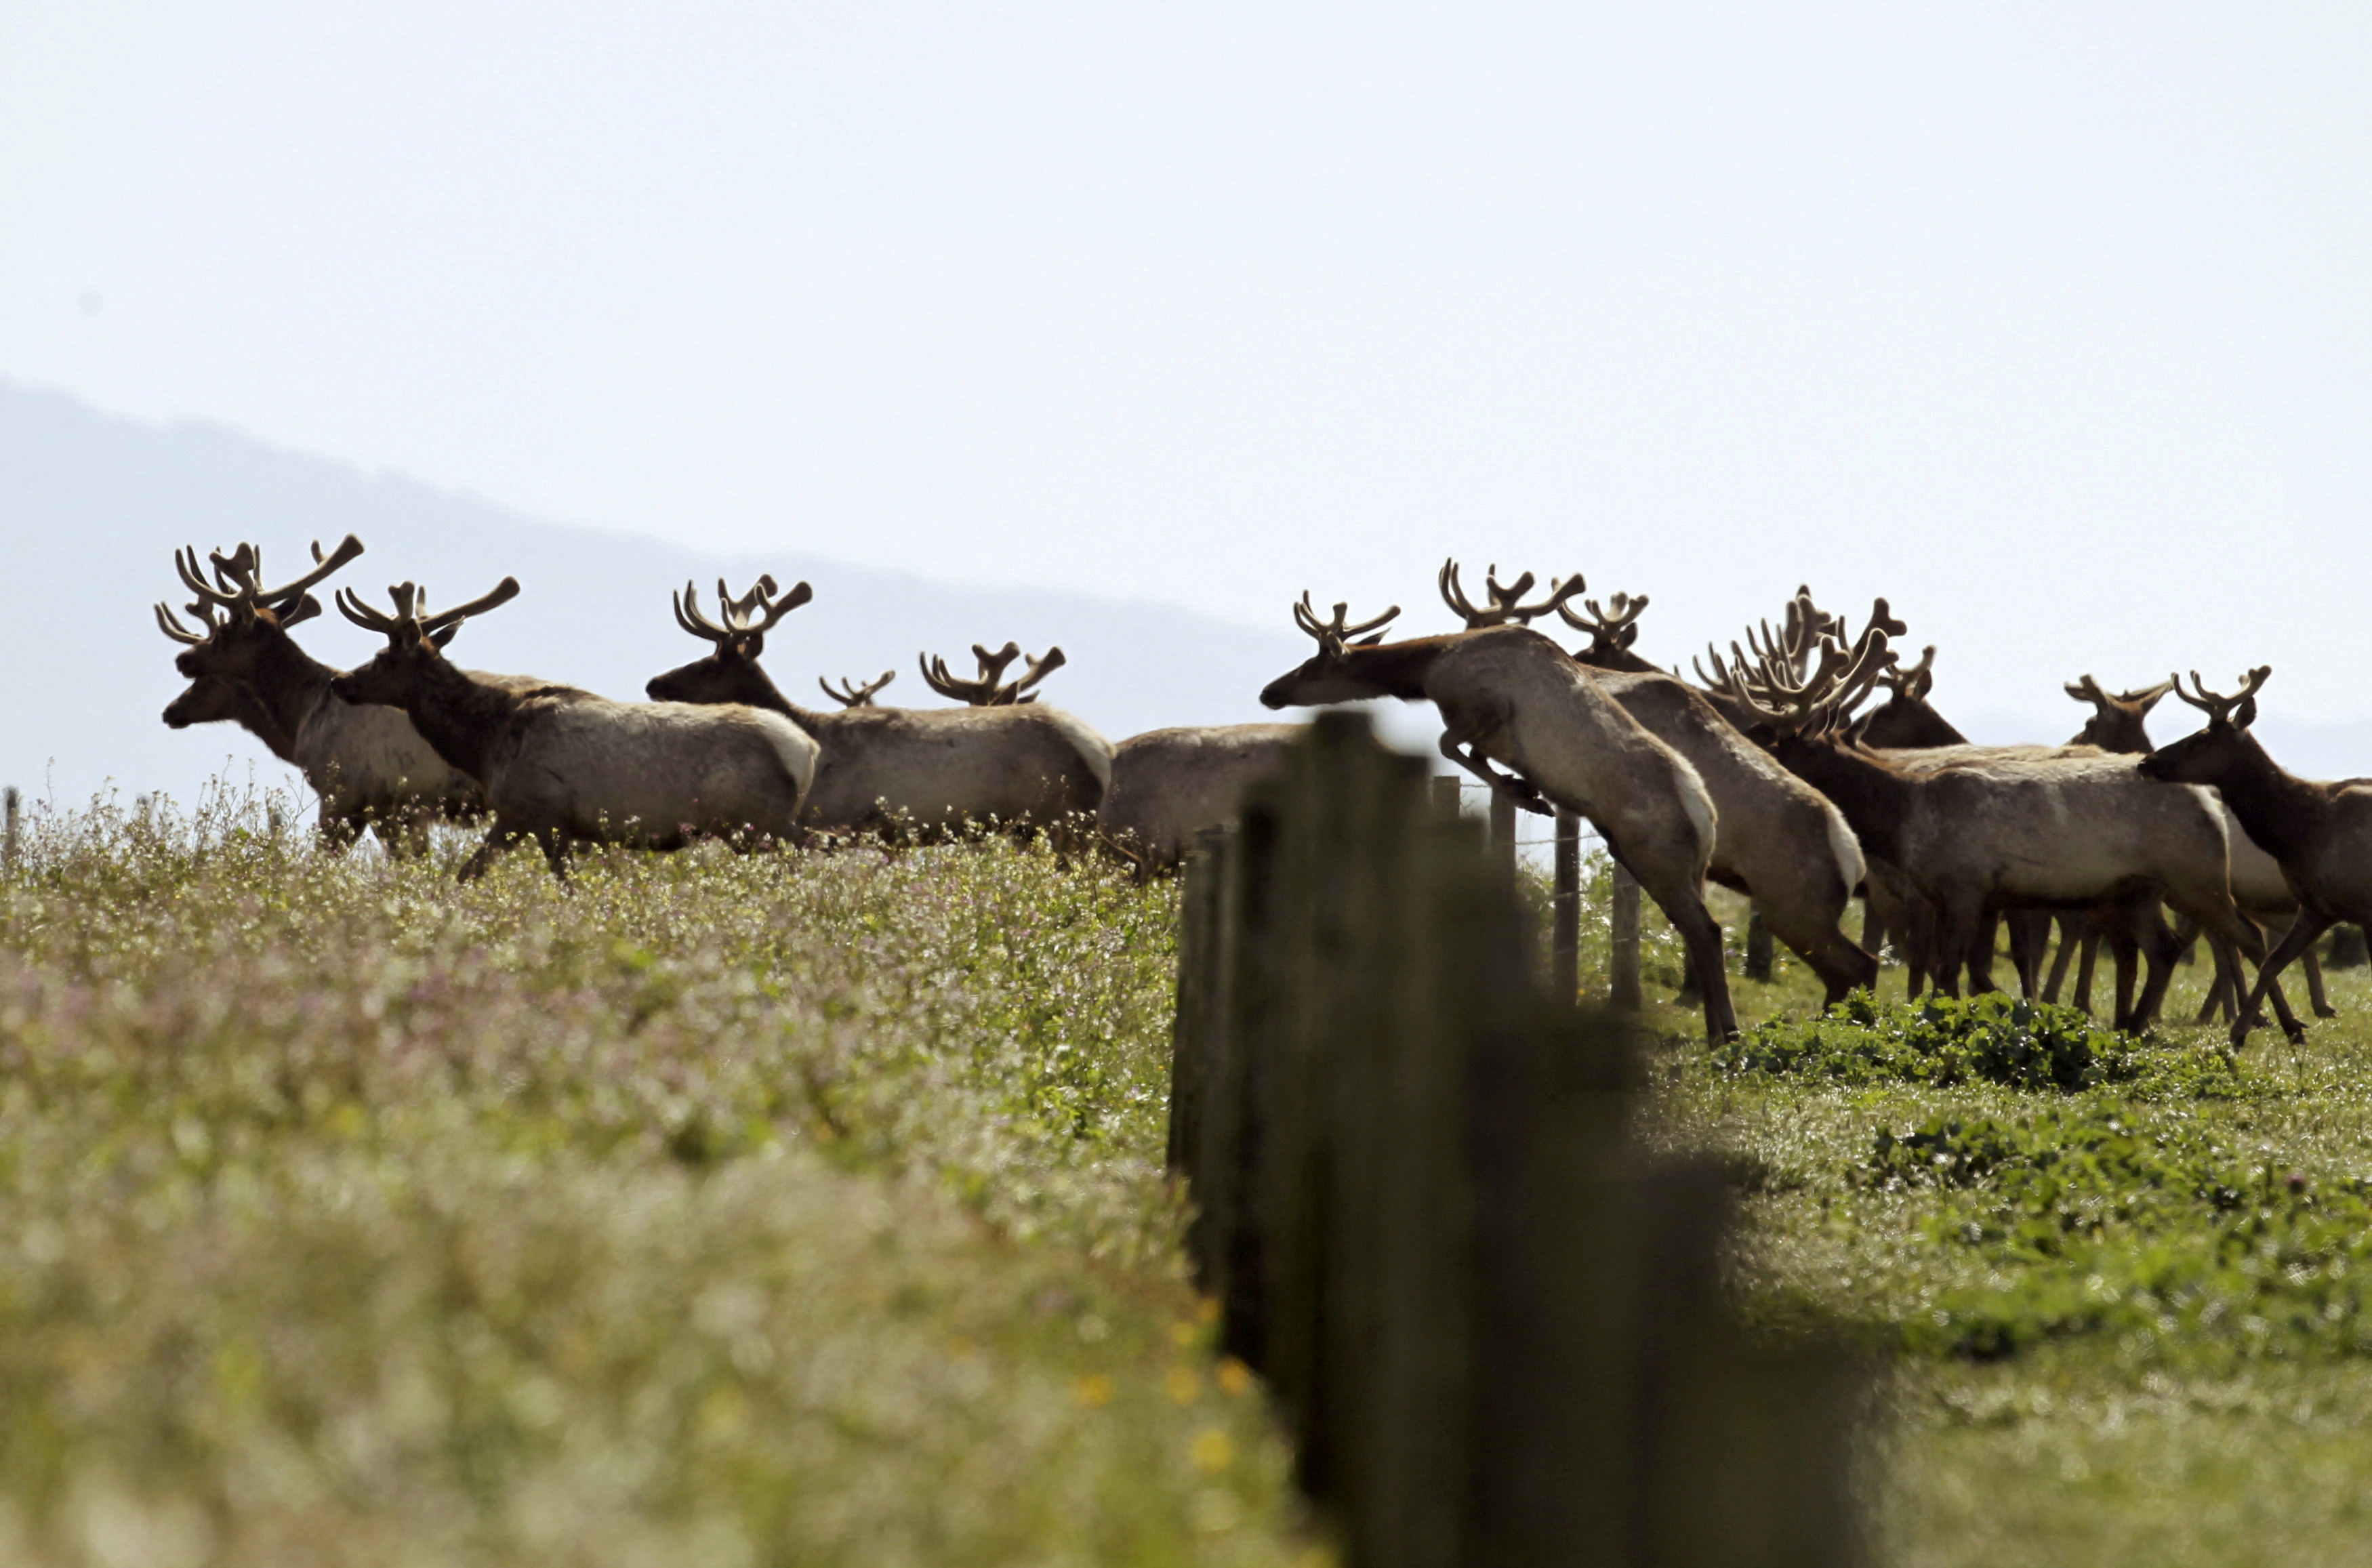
[{"xmin": 1168, "ymin": 712, "xmax": 1865, "ymax": 1568}]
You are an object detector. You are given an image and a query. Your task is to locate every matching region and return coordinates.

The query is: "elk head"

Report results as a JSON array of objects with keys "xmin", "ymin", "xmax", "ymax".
[
  {"xmin": 2138, "ymin": 667, "xmax": 2273, "ymax": 787},
  {"xmin": 1259, "ymin": 594, "xmax": 1404, "ymax": 708},
  {"xmin": 1557, "ymin": 590, "xmax": 1655, "ymax": 671},
  {"xmin": 918, "ymin": 642, "xmax": 1066, "ymax": 705},
  {"xmin": 645, "ymin": 574, "xmax": 815, "ymax": 705},
  {"xmin": 1848, "ymin": 641, "xmax": 1968, "ymax": 748},
  {"xmin": 160, "ymin": 535, "xmax": 362, "ymax": 682},
  {"xmin": 2064, "ymin": 674, "xmax": 2174, "ymax": 754},
  {"xmin": 819, "ymin": 670, "xmax": 897, "ymax": 708},
  {"xmin": 331, "ymin": 579, "xmax": 522, "ymax": 707},
  {"xmin": 1437, "ymin": 560, "xmax": 1585, "ymax": 629}
]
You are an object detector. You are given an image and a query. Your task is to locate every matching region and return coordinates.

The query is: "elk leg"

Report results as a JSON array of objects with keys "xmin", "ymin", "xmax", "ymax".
[
  {"xmin": 2042, "ymin": 913, "xmax": 2079, "ymax": 1003},
  {"xmin": 1434, "ymin": 732, "xmax": 1552, "ymax": 817},
  {"xmin": 1624, "ymin": 854, "xmax": 1734, "ymax": 1044},
  {"xmin": 2005, "ymin": 910, "xmax": 2052, "ymax": 998},
  {"xmin": 2230, "ymin": 910, "xmax": 2331, "ymax": 1048},
  {"xmin": 2196, "ymin": 945, "xmax": 2235, "ymax": 1025},
  {"xmin": 2123, "ymin": 902, "xmax": 2194, "ymax": 1031},
  {"xmin": 1928, "ymin": 896, "xmax": 1986, "ymax": 1000},
  {"xmin": 1761, "ymin": 898, "xmax": 1879, "ymax": 1008},
  {"xmin": 2303, "ymin": 943, "xmax": 2337, "ymax": 1018}
]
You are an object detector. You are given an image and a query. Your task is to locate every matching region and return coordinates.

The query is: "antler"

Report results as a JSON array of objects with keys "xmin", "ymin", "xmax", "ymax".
[
  {"xmin": 1291, "ymin": 592, "xmax": 1402, "ymax": 654},
  {"xmin": 1555, "ymin": 590, "xmax": 1650, "ymax": 651},
  {"xmin": 2171, "ymin": 666, "xmax": 2272, "ymax": 728},
  {"xmin": 1734, "ymin": 619, "xmax": 1898, "ymax": 735},
  {"xmin": 335, "ymin": 579, "xmax": 520, "ymax": 640},
  {"xmin": 1003, "ymin": 647, "xmax": 1065, "ymax": 704},
  {"xmin": 819, "ymin": 669, "xmax": 897, "ymax": 708},
  {"xmin": 1878, "ymin": 644, "xmax": 1936, "ymax": 700},
  {"xmin": 1437, "ymin": 559, "xmax": 1585, "ymax": 629},
  {"xmin": 920, "ymin": 640, "xmax": 1022, "ymax": 705},
  {"xmin": 2064, "ymin": 673, "xmax": 2112, "ymax": 710},
  {"xmin": 153, "ymin": 600, "xmax": 219, "ymax": 646},
  {"xmin": 675, "ymin": 574, "xmax": 815, "ymax": 646}
]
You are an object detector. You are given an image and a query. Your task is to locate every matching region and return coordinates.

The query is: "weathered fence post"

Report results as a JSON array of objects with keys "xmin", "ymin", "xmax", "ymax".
[
  {"xmin": 2, "ymin": 787, "xmax": 17, "ymax": 872},
  {"xmin": 1489, "ymin": 786, "xmax": 1517, "ymax": 882},
  {"xmin": 1744, "ymin": 913, "xmax": 1774, "ymax": 983},
  {"xmin": 1609, "ymin": 862, "xmax": 1643, "ymax": 1011},
  {"xmin": 1430, "ymin": 775, "xmax": 1462, "ymax": 821},
  {"xmin": 1169, "ymin": 716, "xmax": 1868, "ymax": 1568},
  {"xmin": 1552, "ymin": 810, "xmax": 1581, "ymax": 1004}
]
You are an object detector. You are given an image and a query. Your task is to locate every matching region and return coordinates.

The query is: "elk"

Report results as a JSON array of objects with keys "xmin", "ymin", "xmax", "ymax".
[
  {"xmin": 157, "ymin": 537, "xmax": 508, "ymax": 851},
  {"xmin": 1849, "ymin": 646, "xmax": 1967, "ymax": 748},
  {"xmin": 335, "ymin": 579, "xmax": 817, "ymax": 878},
  {"xmin": 919, "ymin": 641, "xmax": 1067, "ymax": 705},
  {"xmin": 1446, "ymin": 564, "xmax": 1878, "ymax": 1004},
  {"xmin": 643, "ymin": 577, "xmax": 1110, "ymax": 837},
  {"xmin": 1260, "ymin": 594, "xmax": 1738, "ymax": 1042},
  {"xmin": 1733, "ymin": 639, "xmax": 2278, "ymax": 1033},
  {"xmin": 1098, "ymin": 724, "xmax": 1304, "ymax": 873},
  {"xmin": 2138, "ymin": 668, "xmax": 2372, "ymax": 1046}
]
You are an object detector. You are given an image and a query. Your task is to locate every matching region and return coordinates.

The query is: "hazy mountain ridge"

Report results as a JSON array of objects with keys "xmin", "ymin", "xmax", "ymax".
[
  {"xmin": 6, "ymin": 383, "xmax": 2364, "ymax": 811},
  {"xmin": 3, "ymin": 383, "xmax": 1311, "ymax": 807}
]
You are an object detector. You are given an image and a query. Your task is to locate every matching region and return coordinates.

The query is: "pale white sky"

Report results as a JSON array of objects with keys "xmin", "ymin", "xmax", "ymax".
[{"xmin": 5, "ymin": 2, "xmax": 2369, "ymax": 723}]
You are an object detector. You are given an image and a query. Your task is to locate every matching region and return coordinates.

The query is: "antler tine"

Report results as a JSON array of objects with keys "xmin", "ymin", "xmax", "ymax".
[
  {"xmin": 1341, "ymin": 602, "xmax": 1400, "ymax": 638},
  {"xmin": 818, "ymin": 669, "xmax": 897, "ymax": 707},
  {"xmin": 1692, "ymin": 644, "xmax": 1742, "ymax": 697},
  {"xmin": 716, "ymin": 574, "xmax": 813, "ymax": 637},
  {"xmin": 2065, "ymin": 673, "xmax": 2111, "ymax": 708},
  {"xmin": 207, "ymin": 543, "xmax": 260, "ymax": 594},
  {"xmin": 2180, "ymin": 666, "xmax": 2273, "ymax": 726},
  {"xmin": 1483, "ymin": 565, "xmax": 1536, "ymax": 613},
  {"xmin": 1821, "ymin": 630, "xmax": 1898, "ymax": 721},
  {"xmin": 1882, "ymin": 644, "xmax": 1936, "ymax": 695},
  {"xmin": 2118, "ymin": 676, "xmax": 2177, "ymax": 707},
  {"xmin": 918, "ymin": 651, "xmax": 996, "ymax": 705},
  {"xmin": 154, "ymin": 602, "xmax": 210, "ymax": 645},
  {"xmin": 970, "ymin": 642, "xmax": 1022, "ymax": 694},
  {"xmin": 1004, "ymin": 646, "xmax": 1066, "ymax": 703},
  {"xmin": 254, "ymin": 534, "xmax": 364, "ymax": 608},
  {"xmin": 334, "ymin": 585, "xmax": 400, "ymax": 634},
  {"xmin": 1293, "ymin": 592, "xmax": 1332, "ymax": 641},
  {"xmin": 673, "ymin": 580, "xmax": 731, "ymax": 643},
  {"xmin": 1437, "ymin": 559, "xmax": 1486, "ymax": 626},
  {"xmin": 176, "ymin": 546, "xmax": 240, "ymax": 608},
  {"xmin": 418, "ymin": 577, "xmax": 521, "ymax": 636}
]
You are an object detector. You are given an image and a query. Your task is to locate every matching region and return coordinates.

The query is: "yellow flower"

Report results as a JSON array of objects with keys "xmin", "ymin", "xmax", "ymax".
[
  {"xmin": 1165, "ymin": 1365, "xmax": 1202, "ymax": 1403},
  {"xmin": 1197, "ymin": 1295, "xmax": 1221, "ymax": 1324},
  {"xmin": 1190, "ymin": 1428, "xmax": 1234, "ymax": 1472},
  {"xmin": 1216, "ymin": 1358, "xmax": 1253, "ymax": 1397},
  {"xmin": 1169, "ymin": 1319, "xmax": 1200, "ymax": 1348},
  {"xmin": 1074, "ymin": 1374, "xmax": 1116, "ymax": 1408}
]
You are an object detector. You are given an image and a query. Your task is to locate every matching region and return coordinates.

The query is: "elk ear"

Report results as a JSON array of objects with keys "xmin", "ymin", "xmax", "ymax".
[
  {"xmin": 430, "ymin": 622, "xmax": 462, "ymax": 650},
  {"xmin": 2233, "ymin": 695, "xmax": 2258, "ymax": 730},
  {"xmin": 1616, "ymin": 623, "xmax": 1639, "ymax": 649},
  {"xmin": 1354, "ymin": 632, "xmax": 1387, "ymax": 647}
]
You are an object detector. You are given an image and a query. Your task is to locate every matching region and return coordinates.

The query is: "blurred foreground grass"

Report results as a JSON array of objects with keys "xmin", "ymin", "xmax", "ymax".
[
  {"xmin": 1635, "ymin": 884, "xmax": 2372, "ymax": 1567},
  {"xmin": 0, "ymin": 786, "xmax": 1309, "ymax": 1567}
]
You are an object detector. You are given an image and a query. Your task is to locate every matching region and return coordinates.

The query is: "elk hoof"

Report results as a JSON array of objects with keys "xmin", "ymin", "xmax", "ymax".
[
  {"xmin": 2314, "ymin": 1004, "xmax": 2339, "ymax": 1020},
  {"xmin": 2283, "ymin": 1023, "xmax": 2311, "ymax": 1046},
  {"xmin": 2228, "ymin": 1020, "xmax": 2254, "ymax": 1050}
]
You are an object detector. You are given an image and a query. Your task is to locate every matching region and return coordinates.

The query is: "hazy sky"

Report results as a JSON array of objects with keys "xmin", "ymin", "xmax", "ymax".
[{"xmin": 6, "ymin": 3, "xmax": 2369, "ymax": 724}]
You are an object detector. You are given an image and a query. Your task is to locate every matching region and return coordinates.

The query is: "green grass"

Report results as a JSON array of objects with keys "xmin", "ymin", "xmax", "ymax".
[
  {"xmin": 0, "ymin": 785, "xmax": 1317, "ymax": 1567},
  {"xmin": 1625, "ymin": 873, "xmax": 2372, "ymax": 1567},
  {"xmin": 13, "ymin": 786, "xmax": 2372, "ymax": 1566}
]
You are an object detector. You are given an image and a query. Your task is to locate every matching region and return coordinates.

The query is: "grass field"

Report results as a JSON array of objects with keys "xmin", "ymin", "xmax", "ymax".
[
  {"xmin": 5, "ymin": 781, "xmax": 2370, "ymax": 1565},
  {"xmin": 0, "ymin": 785, "xmax": 1311, "ymax": 1567}
]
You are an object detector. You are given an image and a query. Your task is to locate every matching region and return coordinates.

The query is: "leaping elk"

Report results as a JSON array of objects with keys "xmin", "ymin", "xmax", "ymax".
[{"xmin": 1260, "ymin": 591, "xmax": 1738, "ymax": 1043}]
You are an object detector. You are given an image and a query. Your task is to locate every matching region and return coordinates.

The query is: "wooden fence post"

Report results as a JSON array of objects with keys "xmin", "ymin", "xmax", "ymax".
[
  {"xmin": 1743, "ymin": 913, "xmax": 1774, "ymax": 983},
  {"xmin": 2, "ymin": 787, "xmax": 17, "ymax": 872},
  {"xmin": 1489, "ymin": 787, "xmax": 1517, "ymax": 882},
  {"xmin": 1551, "ymin": 810, "xmax": 1581, "ymax": 1004},
  {"xmin": 1431, "ymin": 775, "xmax": 1462, "ymax": 821},
  {"xmin": 1609, "ymin": 863, "xmax": 1642, "ymax": 1011}
]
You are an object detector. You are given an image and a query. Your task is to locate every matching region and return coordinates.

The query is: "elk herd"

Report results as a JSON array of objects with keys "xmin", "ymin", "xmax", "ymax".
[{"xmin": 155, "ymin": 537, "xmax": 2369, "ymax": 1052}]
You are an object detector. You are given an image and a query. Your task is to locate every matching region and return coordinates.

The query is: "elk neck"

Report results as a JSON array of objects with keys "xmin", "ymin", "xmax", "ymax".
[
  {"xmin": 2180, "ymin": 732, "xmax": 2325, "ymax": 865},
  {"xmin": 1333, "ymin": 634, "xmax": 1461, "ymax": 699},
  {"xmin": 240, "ymin": 625, "xmax": 342, "ymax": 743},
  {"xmin": 388, "ymin": 654, "xmax": 534, "ymax": 783}
]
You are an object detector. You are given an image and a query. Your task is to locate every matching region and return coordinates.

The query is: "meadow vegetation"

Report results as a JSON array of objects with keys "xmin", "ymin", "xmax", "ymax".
[
  {"xmin": 7, "ymin": 780, "xmax": 2372, "ymax": 1566},
  {"xmin": 0, "ymin": 783, "xmax": 1307, "ymax": 1568}
]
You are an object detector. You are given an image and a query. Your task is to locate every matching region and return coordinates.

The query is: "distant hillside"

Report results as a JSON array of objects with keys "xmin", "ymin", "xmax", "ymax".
[{"xmin": 1, "ymin": 384, "xmax": 1320, "ymax": 808}]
